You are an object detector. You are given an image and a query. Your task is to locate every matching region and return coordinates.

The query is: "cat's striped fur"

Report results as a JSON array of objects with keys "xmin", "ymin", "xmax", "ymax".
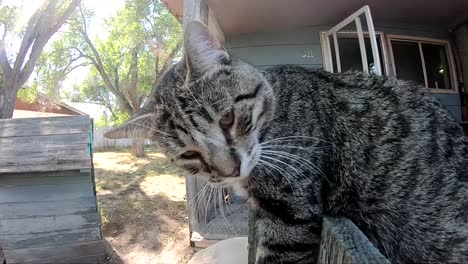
[{"xmin": 106, "ymin": 21, "xmax": 468, "ymax": 263}]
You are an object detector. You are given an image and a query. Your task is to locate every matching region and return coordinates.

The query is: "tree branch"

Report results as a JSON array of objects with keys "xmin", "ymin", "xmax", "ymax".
[
  {"xmin": 128, "ymin": 51, "xmax": 139, "ymax": 111},
  {"xmin": 18, "ymin": 0, "xmax": 81, "ymax": 87},
  {"xmin": 80, "ymin": 24, "xmax": 133, "ymax": 115},
  {"xmin": 1, "ymin": 23, "xmax": 7, "ymax": 43},
  {"xmin": 12, "ymin": 3, "xmax": 44, "ymax": 72},
  {"xmin": 0, "ymin": 42, "xmax": 11, "ymax": 77},
  {"xmin": 144, "ymin": 42, "xmax": 181, "ymax": 109},
  {"xmin": 63, "ymin": 62, "xmax": 90, "ymax": 76}
]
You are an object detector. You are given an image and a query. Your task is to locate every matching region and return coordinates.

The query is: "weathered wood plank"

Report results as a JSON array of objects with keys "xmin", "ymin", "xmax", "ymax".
[
  {"xmin": 1, "ymin": 227, "xmax": 102, "ymax": 250},
  {"xmin": 0, "ymin": 161, "xmax": 92, "ymax": 174},
  {"xmin": 0, "ymin": 173, "xmax": 90, "ymax": 186},
  {"xmin": 30, "ymin": 253, "xmax": 107, "ymax": 264},
  {"xmin": 0, "ymin": 182, "xmax": 94, "ymax": 204},
  {"xmin": 0, "ymin": 133, "xmax": 90, "ymax": 147},
  {"xmin": 0, "ymin": 145, "xmax": 89, "ymax": 162},
  {"xmin": 0, "ymin": 141, "xmax": 91, "ymax": 174},
  {"xmin": 0, "ymin": 170, "xmax": 89, "ymax": 179},
  {"xmin": 318, "ymin": 217, "xmax": 390, "ymax": 264},
  {"xmin": 0, "ymin": 116, "xmax": 90, "ymax": 138},
  {"xmin": 4, "ymin": 240, "xmax": 106, "ymax": 263},
  {"xmin": 0, "ymin": 198, "xmax": 97, "ymax": 220},
  {"xmin": 0, "ymin": 212, "xmax": 101, "ymax": 235}
]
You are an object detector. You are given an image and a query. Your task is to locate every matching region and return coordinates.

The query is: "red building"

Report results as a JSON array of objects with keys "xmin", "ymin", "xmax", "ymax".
[{"xmin": 13, "ymin": 93, "xmax": 85, "ymax": 118}]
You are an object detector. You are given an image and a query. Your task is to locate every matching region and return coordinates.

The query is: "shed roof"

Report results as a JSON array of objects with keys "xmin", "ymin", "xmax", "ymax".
[{"xmin": 14, "ymin": 93, "xmax": 86, "ymax": 118}]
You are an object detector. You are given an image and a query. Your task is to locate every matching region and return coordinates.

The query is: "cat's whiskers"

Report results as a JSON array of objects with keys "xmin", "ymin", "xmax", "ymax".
[
  {"xmin": 193, "ymin": 184, "xmax": 211, "ymax": 220},
  {"xmin": 261, "ymin": 150, "xmax": 330, "ymax": 184},
  {"xmin": 257, "ymin": 160, "xmax": 295, "ymax": 189},
  {"xmin": 259, "ymin": 135, "xmax": 335, "ymax": 147},
  {"xmin": 260, "ymin": 155, "xmax": 308, "ymax": 180},
  {"xmin": 209, "ymin": 97, "xmax": 230, "ymax": 108},
  {"xmin": 189, "ymin": 183, "xmax": 208, "ymax": 207},
  {"xmin": 133, "ymin": 123, "xmax": 172, "ymax": 137},
  {"xmin": 216, "ymin": 186, "xmax": 234, "ymax": 234},
  {"xmin": 204, "ymin": 185, "xmax": 215, "ymax": 225},
  {"xmin": 261, "ymin": 144, "xmax": 323, "ymax": 152},
  {"xmin": 177, "ymin": 71, "xmax": 202, "ymax": 107}
]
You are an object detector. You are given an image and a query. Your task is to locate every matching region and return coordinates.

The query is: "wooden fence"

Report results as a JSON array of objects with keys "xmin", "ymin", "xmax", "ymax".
[
  {"xmin": 0, "ymin": 116, "xmax": 106, "ymax": 264},
  {"xmin": 94, "ymin": 127, "xmax": 151, "ymax": 150}
]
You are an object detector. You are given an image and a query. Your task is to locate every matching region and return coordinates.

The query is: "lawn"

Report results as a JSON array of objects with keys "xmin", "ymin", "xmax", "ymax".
[{"xmin": 93, "ymin": 148, "xmax": 191, "ymax": 264}]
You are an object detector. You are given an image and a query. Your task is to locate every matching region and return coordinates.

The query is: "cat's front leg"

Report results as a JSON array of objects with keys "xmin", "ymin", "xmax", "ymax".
[{"xmin": 248, "ymin": 208, "xmax": 322, "ymax": 264}]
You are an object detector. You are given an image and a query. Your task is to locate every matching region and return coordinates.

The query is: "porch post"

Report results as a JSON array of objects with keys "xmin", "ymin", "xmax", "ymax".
[{"xmin": 183, "ymin": 0, "xmax": 225, "ymax": 43}]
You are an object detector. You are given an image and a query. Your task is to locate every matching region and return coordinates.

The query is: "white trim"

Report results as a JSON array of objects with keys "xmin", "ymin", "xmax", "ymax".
[
  {"xmin": 325, "ymin": 35, "xmax": 334, "ymax": 72},
  {"xmin": 387, "ymin": 34, "xmax": 459, "ymax": 93},
  {"xmin": 326, "ymin": 5, "xmax": 370, "ymax": 36},
  {"xmin": 320, "ymin": 32, "xmax": 330, "ymax": 71},
  {"xmin": 320, "ymin": 31, "xmax": 388, "ymax": 75},
  {"xmin": 364, "ymin": 6, "xmax": 382, "ymax": 75},
  {"xmin": 380, "ymin": 33, "xmax": 391, "ymax": 76},
  {"xmin": 332, "ymin": 33, "xmax": 341, "ymax": 72},
  {"xmin": 355, "ymin": 17, "xmax": 369, "ymax": 74},
  {"xmin": 418, "ymin": 42, "xmax": 429, "ymax": 88},
  {"xmin": 324, "ymin": 5, "xmax": 381, "ymax": 75}
]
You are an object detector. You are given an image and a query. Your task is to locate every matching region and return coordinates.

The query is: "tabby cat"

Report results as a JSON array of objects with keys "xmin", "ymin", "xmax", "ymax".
[{"xmin": 106, "ymin": 21, "xmax": 468, "ymax": 263}]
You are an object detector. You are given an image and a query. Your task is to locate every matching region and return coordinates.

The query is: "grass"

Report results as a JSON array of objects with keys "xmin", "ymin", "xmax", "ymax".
[{"xmin": 93, "ymin": 147, "xmax": 191, "ymax": 264}]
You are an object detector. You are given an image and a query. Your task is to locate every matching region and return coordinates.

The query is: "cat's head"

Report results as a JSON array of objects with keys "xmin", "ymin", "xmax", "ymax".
[{"xmin": 105, "ymin": 21, "xmax": 275, "ymax": 187}]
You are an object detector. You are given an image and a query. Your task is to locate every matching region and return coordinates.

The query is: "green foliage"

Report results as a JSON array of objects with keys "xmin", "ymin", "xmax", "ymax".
[
  {"xmin": 0, "ymin": 3, "xmax": 18, "ymax": 34},
  {"xmin": 16, "ymin": 84, "xmax": 39, "ymax": 103},
  {"xmin": 35, "ymin": 0, "xmax": 182, "ymax": 123}
]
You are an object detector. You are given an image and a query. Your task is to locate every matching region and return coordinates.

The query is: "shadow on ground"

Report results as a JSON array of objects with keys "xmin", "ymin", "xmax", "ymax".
[{"xmin": 94, "ymin": 149, "xmax": 191, "ymax": 264}]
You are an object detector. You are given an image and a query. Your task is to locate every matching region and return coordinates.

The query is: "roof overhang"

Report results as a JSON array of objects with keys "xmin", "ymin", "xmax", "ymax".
[
  {"xmin": 163, "ymin": 0, "xmax": 468, "ymax": 36},
  {"xmin": 162, "ymin": 0, "xmax": 183, "ymax": 22}
]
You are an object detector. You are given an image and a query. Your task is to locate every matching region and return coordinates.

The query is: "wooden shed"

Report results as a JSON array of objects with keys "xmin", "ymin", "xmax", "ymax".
[{"xmin": 0, "ymin": 116, "xmax": 106, "ymax": 264}]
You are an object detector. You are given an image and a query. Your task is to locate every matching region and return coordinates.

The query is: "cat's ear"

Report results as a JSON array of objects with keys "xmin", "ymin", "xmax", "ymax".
[
  {"xmin": 184, "ymin": 20, "xmax": 229, "ymax": 74},
  {"xmin": 104, "ymin": 113, "xmax": 154, "ymax": 139}
]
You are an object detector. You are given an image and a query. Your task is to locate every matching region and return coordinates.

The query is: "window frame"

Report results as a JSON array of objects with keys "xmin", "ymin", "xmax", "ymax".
[
  {"xmin": 320, "ymin": 31, "xmax": 391, "ymax": 76},
  {"xmin": 387, "ymin": 34, "xmax": 459, "ymax": 94}
]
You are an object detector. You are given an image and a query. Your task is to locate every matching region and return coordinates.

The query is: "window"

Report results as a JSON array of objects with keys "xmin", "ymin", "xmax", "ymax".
[
  {"xmin": 329, "ymin": 33, "xmax": 386, "ymax": 75},
  {"xmin": 388, "ymin": 36, "xmax": 457, "ymax": 92}
]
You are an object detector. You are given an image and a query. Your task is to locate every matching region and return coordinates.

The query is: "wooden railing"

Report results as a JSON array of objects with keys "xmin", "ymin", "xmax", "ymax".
[{"xmin": 319, "ymin": 217, "xmax": 390, "ymax": 264}]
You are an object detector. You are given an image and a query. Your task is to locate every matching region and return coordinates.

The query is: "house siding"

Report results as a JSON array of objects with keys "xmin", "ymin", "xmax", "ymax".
[{"xmin": 226, "ymin": 24, "xmax": 462, "ymax": 122}]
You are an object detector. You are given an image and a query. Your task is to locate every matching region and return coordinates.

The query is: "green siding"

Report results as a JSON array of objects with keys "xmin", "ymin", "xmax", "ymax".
[{"xmin": 226, "ymin": 24, "xmax": 462, "ymax": 122}]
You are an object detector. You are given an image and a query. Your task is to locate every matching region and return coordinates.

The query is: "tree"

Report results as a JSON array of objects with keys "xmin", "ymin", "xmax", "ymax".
[
  {"xmin": 43, "ymin": 0, "xmax": 181, "ymax": 156},
  {"xmin": 0, "ymin": 0, "xmax": 81, "ymax": 118}
]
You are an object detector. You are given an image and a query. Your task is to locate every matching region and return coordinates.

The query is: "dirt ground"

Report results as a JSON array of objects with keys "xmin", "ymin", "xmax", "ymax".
[{"xmin": 93, "ymin": 148, "xmax": 192, "ymax": 264}]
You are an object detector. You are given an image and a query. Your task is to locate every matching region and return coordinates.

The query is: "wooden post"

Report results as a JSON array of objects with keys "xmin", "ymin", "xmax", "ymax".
[
  {"xmin": 183, "ymin": 0, "xmax": 227, "ymax": 247},
  {"xmin": 183, "ymin": 0, "xmax": 208, "ymax": 26},
  {"xmin": 183, "ymin": 0, "xmax": 210, "ymax": 246},
  {"xmin": 183, "ymin": 0, "xmax": 225, "ymax": 43},
  {"xmin": 318, "ymin": 217, "xmax": 390, "ymax": 264}
]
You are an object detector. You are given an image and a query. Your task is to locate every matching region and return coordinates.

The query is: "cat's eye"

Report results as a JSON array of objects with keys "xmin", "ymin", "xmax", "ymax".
[
  {"xmin": 219, "ymin": 110, "xmax": 234, "ymax": 129},
  {"xmin": 180, "ymin": 151, "xmax": 200, "ymax": 159}
]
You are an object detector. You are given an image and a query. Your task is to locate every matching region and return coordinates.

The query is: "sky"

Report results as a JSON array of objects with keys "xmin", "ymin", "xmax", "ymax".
[{"xmin": 2, "ymin": 0, "xmax": 125, "ymax": 119}]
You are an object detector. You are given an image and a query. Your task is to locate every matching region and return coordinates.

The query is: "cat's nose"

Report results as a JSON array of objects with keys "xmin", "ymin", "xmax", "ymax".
[
  {"xmin": 228, "ymin": 148, "xmax": 241, "ymax": 177},
  {"xmin": 228, "ymin": 162, "xmax": 240, "ymax": 177},
  {"xmin": 231, "ymin": 160, "xmax": 240, "ymax": 177}
]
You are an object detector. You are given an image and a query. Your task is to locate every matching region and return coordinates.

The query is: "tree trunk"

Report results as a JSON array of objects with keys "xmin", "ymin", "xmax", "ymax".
[
  {"xmin": 131, "ymin": 138, "xmax": 146, "ymax": 158},
  {"xmin": 0, "ymin": 86, "xmax": 18, "ymax": 119}
]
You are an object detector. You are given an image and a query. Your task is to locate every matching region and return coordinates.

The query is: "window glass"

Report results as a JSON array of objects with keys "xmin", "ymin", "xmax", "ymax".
[
  {"xmin": 391, "ymin": 41, "xmax": 425, "ymax": 86},
  {"xmin": 422, "ymin": 43, "xmax": 452, "ymax": 89},
  {"xmin": 330, "ymin": 35, "xmax": 384, "ymax": 75}
]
